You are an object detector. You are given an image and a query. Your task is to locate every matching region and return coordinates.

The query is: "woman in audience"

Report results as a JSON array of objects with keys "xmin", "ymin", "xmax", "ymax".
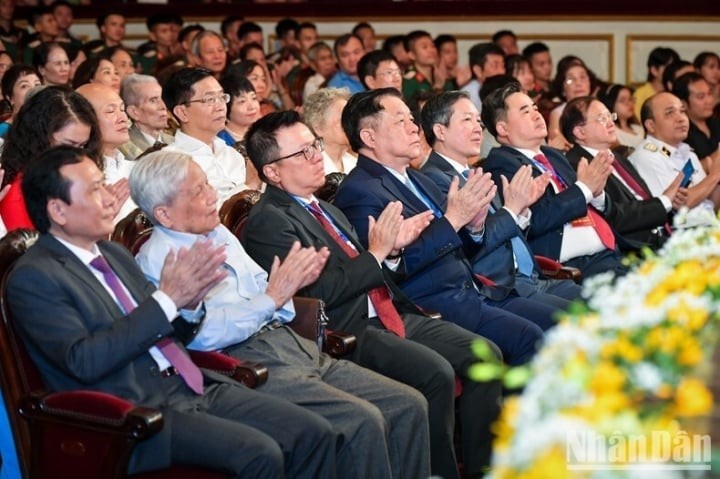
[
  {"xmin": 103, "ymin": 45, "xmax": 137, "ymax": 82},
  {"xmin": 304, "ymin": 87, "xmax": 357, "ymax": 174},
  {"xmin": 505, "ymin": 54, "xmax": 537, "ymax": 99},
  {"xmin": 218, "ymin": 75, "xmax": 262, "ymax": 147},
  {"xmin": 226, "ymin": 60, "xmax": 284, "ymax": 115},
  {"xmin": 694, "ymin": 51, "xmax": 720, "ymax": 114},
  {"xmin": 34, "ymin": 42, "xmax": 70, "ymax": 86},
  {"xmin": 72, "ymin": 57, "xmax": 121, "ymax": 92},
  {"xmin": 0, "ymin": 64, "xmax": 41, "ymax": 138},
  {"xmin": 546, "ymin": 56, "xmax": 594, "ymax": 150},
  {"xmin": 598, "ymin": 83, "xmax": 644, "ymax": 148},
  {"xmin": 0, "ymin": 86, "xmax": 102, "ymax": 231}
]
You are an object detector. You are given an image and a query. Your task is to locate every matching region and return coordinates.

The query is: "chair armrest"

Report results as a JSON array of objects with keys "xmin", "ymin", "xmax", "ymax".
[
  {"xmin": 19, "ymin": 391, "xmax": 164, "ymax": 477},
  {"xmin": 189, "ymin": 350, "xmax": 268, "ymax": 389},
  {"xmin": 324, "ymin": 331, "xmax": 356, "ymax": 357},
  {"xmin": 22, "ymin": 390, "xmax": 162, "ymax": 439},
  {"xmin": 289, "ymin": 296, "xmax": 321, "ymax": 342},
  {"xmin": 535, "ymin": 255, "xmax": 582, "ymax": 284}
]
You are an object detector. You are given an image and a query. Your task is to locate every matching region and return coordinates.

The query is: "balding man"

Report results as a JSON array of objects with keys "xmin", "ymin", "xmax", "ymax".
[
  {"xmin": 119, "ymin": 74, "xmax": 174, "ymax": 159},
  {"xmin": 629, "ymin": 92, "xmax": 720, "ymax": 214}
]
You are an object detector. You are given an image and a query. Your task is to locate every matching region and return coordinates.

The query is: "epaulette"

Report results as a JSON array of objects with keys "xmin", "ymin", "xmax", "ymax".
[
  {"xmin": 143, "ymin": 49, "xmax": 157, "ymax": 59},
  {"xmin": 404, "ymin": 69, "xmax": 417, "ymax": 80},
  {"xmin": 643, "ymin": 142, "xmax": 658, "ymax": 152},
  {"xmin": 26, "ymin": 39, "xmax": 40, "ymax": 49}
]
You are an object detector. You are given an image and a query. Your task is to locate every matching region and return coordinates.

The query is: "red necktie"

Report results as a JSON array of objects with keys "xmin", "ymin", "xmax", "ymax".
[
  {"xmin": 612, "ymin": 160, "xmax": 672, "ymax": 236},
  {"xmin": 90, "ymin": 255, "xmax": 204, "ymax": 395},
  {"xmin": 306, "ymin": 201, "xmax": 406, "ymax": 337},
  {"xmin": 533, "ymin": 153, "xmax": 616, "ymax": 250}
]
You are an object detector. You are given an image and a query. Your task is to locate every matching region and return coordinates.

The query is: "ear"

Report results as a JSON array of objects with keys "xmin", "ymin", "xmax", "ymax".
[
  {"xmin": 495, "ymin": 120, "xmax": 509, "ymax": 139},
  {"xmin": 153, "ymin": 205, "xmax": 173, "ymax": 229},
  {"xmin": 572, "ymin": 124, "xmax": 586, "ymax": 142},
  {"xmin": 359, "ymin": 128, "xmax": 375, "ymax": 149},
  {"xmin": 364, "ymin": 75, "xmax": 377, "ymax": 90},
  {"xmin": 47, "ymin": 198, "xmax": 67, "ymax": 227},
  {"xmin": 643, "ymin": 118, "xmax": 655, "ymax": 135},
  {"xmin": 471, "ymin": 64, "xmax": 483, "ymax": 80},
  {"xmin": 432, "ymin": 123, "xmax": 446, "ymax": 142},
  {"xmin": 172, "ymin": 104, "xmax": 190, "ymax": 124},
  {"xmin": 262, "ymin": 163, "xmax": 281, "ymax": 185},
  {"xmin": 148, "ymin": 31, "xmax": 157, "ymax": 43},
  {"xmin": 126, "ymin": 104, "xmax": 139, "ymax": 121}
]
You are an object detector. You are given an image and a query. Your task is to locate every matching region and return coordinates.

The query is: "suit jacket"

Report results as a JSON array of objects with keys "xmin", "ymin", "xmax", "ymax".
[
  {"xmin": 241, "ymin": 184, "xmax": 423, "ymax": 347},
  {"xmin": 6, "ymin": 235, "xmax": 225, "ymax": 473},
  {"xmin": 332, "ymin": 154, "xmax": 502, "ymax": 332},
  {"xmin": 482, "ymin": 145, "xmax": 591, "ymax": 260},
  {"xmin": 566, "ymin": 145, "xmax": 668, "ymax": 251},
  {"xmin": 421, "ymin": 151, "xmax": 541, "ymax": 288},
  {"xmin": 118, "ymin": 124, "xmax": 174, "ymax": 161}
]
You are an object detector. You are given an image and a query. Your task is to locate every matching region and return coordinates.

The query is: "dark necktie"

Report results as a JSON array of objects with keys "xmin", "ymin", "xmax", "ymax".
[
  {"xmin": 533, "ymin": 153, "xmax": 616, "ymax": 250},
  {"xmin": 90, "ymin": 255, "xmax": 204, "ymax": 395},
  {"xmin": 612, "ymin": 159, "xmax": 672, "ymax": 235},
  {"xmin": 306, "ymin": 201, "xmax": 406, "ymax": 337}
]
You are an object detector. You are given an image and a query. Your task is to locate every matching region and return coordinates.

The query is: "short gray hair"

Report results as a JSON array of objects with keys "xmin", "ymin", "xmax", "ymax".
[
  {"xmin": 303, "ymin": 87, "xmax": 350, "ymax": 134},
  {"xmin": 129, "ymin": 150, "xmax": 192, "ymax": 225},
  {"xmin": 121, "ymin": 74, "xmax": 160, "ymax": 108},
  {"xmin": 190, "ymin": 30, "xmax": 225, "ymax": 58}
]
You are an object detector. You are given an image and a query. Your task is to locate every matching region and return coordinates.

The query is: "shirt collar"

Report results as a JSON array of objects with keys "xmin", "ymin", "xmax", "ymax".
[
  {"xmin": 435, "ymin": 151, "xmax": 469, "ymax": 175},
  {"xmin": 53, "ymin": 235, "xmax": 101, "ymax": 266}
]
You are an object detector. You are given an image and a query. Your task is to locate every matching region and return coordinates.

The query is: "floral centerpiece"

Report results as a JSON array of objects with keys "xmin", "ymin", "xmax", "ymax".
[{"xmin": 483, "ymin": 208, "xmax": 720, "ymax": 478}]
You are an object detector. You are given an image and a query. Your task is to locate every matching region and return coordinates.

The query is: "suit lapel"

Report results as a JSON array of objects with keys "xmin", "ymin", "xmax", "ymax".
[
  {"xmin": 428, "ymin": 151, "xmax": 466, "ymax": 188},
  {"xmin": 40, "ymin": 236, "xmax": 128, "ymax": 316}
]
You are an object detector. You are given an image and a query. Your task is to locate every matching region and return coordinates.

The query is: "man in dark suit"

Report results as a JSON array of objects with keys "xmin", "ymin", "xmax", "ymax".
[
  {"xmin": 331, "ymin": 88, "xmax": 550, "ymax": 359},
  {"xmin": 481, "ymin": 81, "xmax": 628, "ymax": 279},
  {"xmin": 560, "ymin": 96, "xmax": 687, "ymax": 252},
  {"xmin": 420, "ymin": 91, "xmax": 581, "ymax": 308},
  {"xmin": 7, "ymin": 146, "xmax": 336, "ymax": 477},
  {"xmin": 242, "ymin": 110, "xmax": 503, "ymax": 479}
]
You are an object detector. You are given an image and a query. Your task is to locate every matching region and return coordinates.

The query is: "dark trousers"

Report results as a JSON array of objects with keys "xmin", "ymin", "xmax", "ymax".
[
  {"xmin": 564, "ymin": 248, "xmax": 628, "ymax": 281},
  {"xmin": 356, "ymin": 315, "xmax": 502, "ymax": 479},
  {"xmin": 135, "ymin": 377, "xmax": 337, "ymax": 478}
]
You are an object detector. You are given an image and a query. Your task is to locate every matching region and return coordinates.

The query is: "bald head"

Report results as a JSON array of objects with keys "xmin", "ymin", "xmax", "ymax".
[
  {"xmin": 77, "ymin": 82, "xmax": 130, "ymax": 151},
  {"xmin": 641, "ymin": 91, "xmax": 689, "ymax": 146}
]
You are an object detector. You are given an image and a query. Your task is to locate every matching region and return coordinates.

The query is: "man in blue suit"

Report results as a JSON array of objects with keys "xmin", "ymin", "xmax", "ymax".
[
  {"xmin": 420, "ymin": 91, "xmax": 582, "ymax": 309},
  {"xmin": 480, "ymin": 82, "xmax": 628, "ymax": 279},
  {"xmin": 334, "ymin": 88, "xmax": 551, "ymax": 363}
]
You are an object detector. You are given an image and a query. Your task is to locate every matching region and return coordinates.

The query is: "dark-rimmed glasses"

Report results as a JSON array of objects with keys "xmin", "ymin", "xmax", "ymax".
[{"xmin": 269, "ymin": 137, "xmax": 325, "ymax": 164}]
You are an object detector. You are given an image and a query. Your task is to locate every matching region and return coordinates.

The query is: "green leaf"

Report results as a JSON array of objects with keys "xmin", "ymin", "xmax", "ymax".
[
  {"xmin": 468, "ymin": 363, "xmax": 504, "ymax": 382},
  {"xmin": 471, "ymin": 339, "xmax": 497, "ymax": 362},
  {"xmin": 502, "ymin": 366, "xmax": 532, "ymax": 388}
]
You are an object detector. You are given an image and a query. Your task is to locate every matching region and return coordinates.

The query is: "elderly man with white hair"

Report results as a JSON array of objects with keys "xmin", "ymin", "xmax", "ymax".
[{"xmin": 119, "ymin": 74, "xmax": 174, "ymax": 160}]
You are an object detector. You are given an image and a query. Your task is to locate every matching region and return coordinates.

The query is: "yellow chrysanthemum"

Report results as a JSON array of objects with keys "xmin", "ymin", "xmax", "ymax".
[
  {"xmin": 674, "ymin": 378, "xmax": 713, "ymax": 417},
  {"xmin": 515, "ymin": 447, "xmax": 570, "ymax": 479}
]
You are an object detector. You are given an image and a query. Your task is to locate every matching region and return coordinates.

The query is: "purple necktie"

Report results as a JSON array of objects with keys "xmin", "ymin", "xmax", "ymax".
[{"xmin": 90, "ymin": 255, "xmax": 204, "ymax": 395}]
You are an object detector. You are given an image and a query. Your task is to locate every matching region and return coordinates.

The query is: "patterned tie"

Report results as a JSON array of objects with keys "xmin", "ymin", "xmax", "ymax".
[
  {"xmin": 306, "ymin": 201, "xmax": 406, "ymax": 337},
  {"xmin": 90, "ymin": 255, "xmax": 204, "ymax": 395},
  {"xmin": 613, "ymin": 160, "xmax": 672, "ymax": 235},
  {"xmin": 533, "ymin": 153, "xmax": 616, "ymax": 250}
]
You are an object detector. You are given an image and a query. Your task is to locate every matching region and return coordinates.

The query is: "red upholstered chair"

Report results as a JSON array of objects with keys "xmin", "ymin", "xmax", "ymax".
[
  {"xmin": 218, "ymin": 189, "xmax": 262, "ymax": 239},
  {"xmin": 534, "ymin": 255, "xmax": 582, "ymax": 284},
  {"xmin": 0, "ymin": 230, "xmax": 264, "ymax": 478}
]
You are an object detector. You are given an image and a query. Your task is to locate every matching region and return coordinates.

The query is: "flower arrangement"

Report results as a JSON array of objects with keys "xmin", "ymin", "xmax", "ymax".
[{"xmin": 484, "ymin": 208, "xmax": 720, "ymax": 478}]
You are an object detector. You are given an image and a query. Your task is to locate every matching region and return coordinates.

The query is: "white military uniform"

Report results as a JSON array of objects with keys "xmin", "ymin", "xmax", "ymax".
[{"xmin": 628, "ymin": 135, "xmax": 715, "ymax": 214}]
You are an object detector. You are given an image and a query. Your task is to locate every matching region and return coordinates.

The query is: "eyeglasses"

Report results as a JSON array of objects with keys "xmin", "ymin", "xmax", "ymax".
[
  {"xmin": 588, "ymin": 112, "xmax": 617, "ymax": 124},
  {"xmin": 185, "ymin": 93, "xmax": 231, "ymax": 106},
  {"xmin": 270, "ymin": 137, "xmax": 325, "ymax": 164},
  {"xmin": 377, "ymin": 68, "xmax": 402, "ymax": 79}
]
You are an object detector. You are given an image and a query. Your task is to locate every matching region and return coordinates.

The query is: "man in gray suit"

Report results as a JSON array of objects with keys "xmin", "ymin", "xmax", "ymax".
[
  {"xmin": 7, "ymin": 145, "xmax": 337, "ymax": 477},
  {"xmin": 119, "ymin": 74, "xmax": 175, "ymax": 160},
  {"xmin": 131, "ymin": 150, "xmax": 431, "ymax": 479}
]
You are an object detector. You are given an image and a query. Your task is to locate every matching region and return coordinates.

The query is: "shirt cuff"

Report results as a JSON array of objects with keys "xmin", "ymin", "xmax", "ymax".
[
  {"xmin": 589, "ymin": 191, "xmax": 606, "ymax": 211},
  {"xmin": 152, "ymin": 290, "xmax": 179, "ymax": 323},
  {"xmin": 659, "ymin": 194, "xmax": 673, "ymax": 212},
  {"xmin": 466, "ymin": 226, "xmax": 485, "ymax": 242},
  {"xmin": 575, "ymin": 181, "xmax": 594, "ymax": 202}
]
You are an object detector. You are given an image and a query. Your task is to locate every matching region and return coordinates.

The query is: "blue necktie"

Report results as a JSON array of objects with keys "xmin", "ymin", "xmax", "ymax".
[
  {"xmin": 405, "ymin": 176, "xmax": 442, "ymax": 217},
  {"xmin": 487, "ymin": 204, "xmax": 535, "ymax": 277}
]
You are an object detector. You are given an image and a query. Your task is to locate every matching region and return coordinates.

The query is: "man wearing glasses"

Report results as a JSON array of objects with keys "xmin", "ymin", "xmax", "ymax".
[
  {"xmin": 162, "ymin": 67, "xmax": 262, "ymax": 204},
  {"xmin": 561, "ymin": 96, "xmax": 687, "ymax": 252}
]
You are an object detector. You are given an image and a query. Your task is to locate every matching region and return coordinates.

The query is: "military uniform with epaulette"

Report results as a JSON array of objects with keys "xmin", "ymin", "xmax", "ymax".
[
  {"xmin": 401, "ymin": 67, "xmax": 455, "ymax": 100},
  {"xmin": 628, "ymin": 135, "xmax": 715, "ymax": 214}
]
